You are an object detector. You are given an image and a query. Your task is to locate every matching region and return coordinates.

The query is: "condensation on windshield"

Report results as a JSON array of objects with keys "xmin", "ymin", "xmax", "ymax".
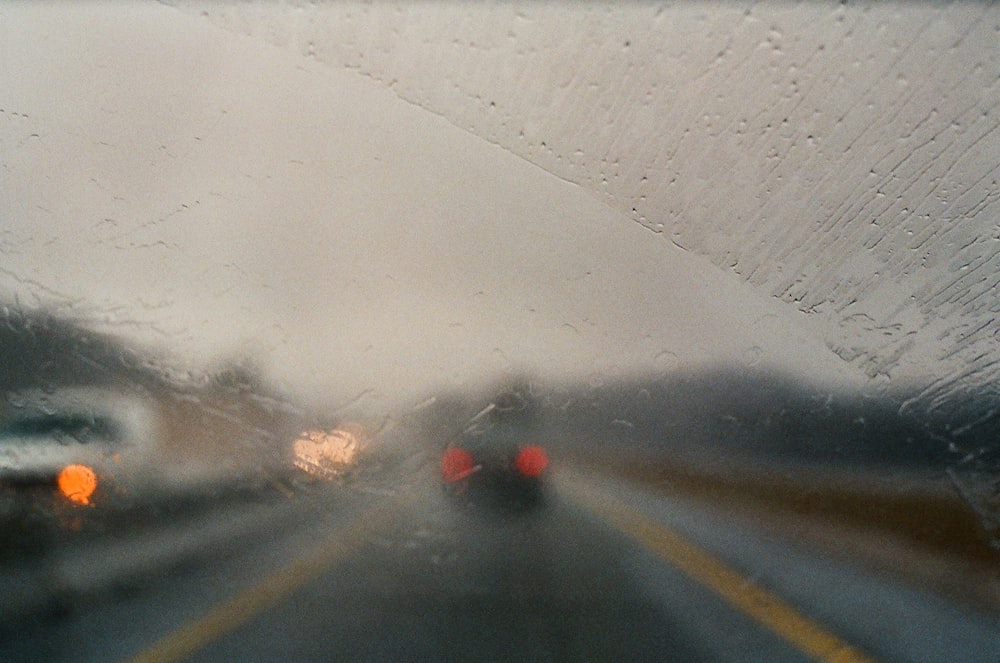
[
  {"xmin": 2, "ymin": 0, "xmax": 998, "ymax": 586},
  {"xmin": 153, "ymin": 1, "xmax": 1000, "ymax": 549}
]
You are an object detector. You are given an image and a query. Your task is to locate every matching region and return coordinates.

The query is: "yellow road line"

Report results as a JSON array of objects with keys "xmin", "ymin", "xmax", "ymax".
[
  {"xmin": 559, "ymin": 472, "xmax": 878, "ymax": 663},
  {"xmin": 125, "ymin": 490, "xmax": 415, "ymax": 663}
]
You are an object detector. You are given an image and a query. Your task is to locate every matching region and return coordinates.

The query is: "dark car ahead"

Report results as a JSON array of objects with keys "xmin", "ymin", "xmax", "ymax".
[{"xmin": 440, "ymin": 393, "xmax": 549, "ymax": 509}]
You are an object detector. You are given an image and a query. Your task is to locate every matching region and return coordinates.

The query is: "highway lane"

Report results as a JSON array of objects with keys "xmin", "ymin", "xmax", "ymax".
[
  {"xmin": 124, "ymin": 472, "xmax": 799, "ymax": 662},
  {"xmin": 557, "ymin": 469, "xmax": 999, "ymax": 663},
  {"xmin": 2, "ymin": 461, "xmax": 997, "ymax": 662}
]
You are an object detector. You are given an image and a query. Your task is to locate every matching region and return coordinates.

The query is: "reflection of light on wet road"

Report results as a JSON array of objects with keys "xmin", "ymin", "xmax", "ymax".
[
  {"xmin": 57, "ymin": 464, "xmax": 98, "ymax": 506},
  {"xmin": 123, "ymin": 489, "xmax": 416, "ymax": 663},
  {"xmin": 559, "ymin": 469, "xmax": 877, "ymax": 663}
]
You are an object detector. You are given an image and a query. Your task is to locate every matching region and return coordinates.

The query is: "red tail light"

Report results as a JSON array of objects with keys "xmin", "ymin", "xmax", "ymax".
[
  {"xmin": 441, "ymin": 447, "xmax": 475, "ymax": 483},
  {"xmin": 515, "ymin": 445, "xmax": 548, "ymax": 478}
]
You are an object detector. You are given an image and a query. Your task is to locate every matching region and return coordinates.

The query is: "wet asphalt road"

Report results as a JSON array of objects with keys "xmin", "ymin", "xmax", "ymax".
[{"xmin": 2, "ymin": 463, "xmax": 998, "ymax": 663}]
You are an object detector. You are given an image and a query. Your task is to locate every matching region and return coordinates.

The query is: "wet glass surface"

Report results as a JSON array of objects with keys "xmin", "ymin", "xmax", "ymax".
[{"xmin": 2, "ymin": 3, "xmax": 999, "ymax": 661}]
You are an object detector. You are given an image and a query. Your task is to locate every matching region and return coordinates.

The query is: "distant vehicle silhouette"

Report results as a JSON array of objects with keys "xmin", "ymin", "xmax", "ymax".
[{"xmin": 441, "ymin": 391, "xmax": 549, "ymax": 509}]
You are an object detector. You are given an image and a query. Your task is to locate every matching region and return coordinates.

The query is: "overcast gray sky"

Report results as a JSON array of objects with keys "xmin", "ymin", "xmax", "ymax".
[{"xmin": 9, "ymin": 2, "xmax": 989, "ymax": 413}]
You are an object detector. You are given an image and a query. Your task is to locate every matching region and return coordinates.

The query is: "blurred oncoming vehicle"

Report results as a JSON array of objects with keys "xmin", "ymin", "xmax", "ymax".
[{"xmin": 292, "ymin": 423, "xmax": 369, "ymax": 481}]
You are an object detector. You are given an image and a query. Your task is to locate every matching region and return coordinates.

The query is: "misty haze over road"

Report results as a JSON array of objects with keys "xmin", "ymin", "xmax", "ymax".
[{"xmin": 2, "ymin": 2, "xmax": 999, "ymax": 661}]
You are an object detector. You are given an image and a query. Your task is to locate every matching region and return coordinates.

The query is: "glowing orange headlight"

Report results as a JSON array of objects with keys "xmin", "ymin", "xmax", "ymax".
[{"xmin": 57, "ymin": 464, "xmax": 98, "ymax": 506}]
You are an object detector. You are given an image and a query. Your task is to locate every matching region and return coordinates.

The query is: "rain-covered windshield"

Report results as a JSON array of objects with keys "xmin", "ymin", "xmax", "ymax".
[{"xmin": 2, "ymin": 3, "xmax": 998, "ymax": 661}]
